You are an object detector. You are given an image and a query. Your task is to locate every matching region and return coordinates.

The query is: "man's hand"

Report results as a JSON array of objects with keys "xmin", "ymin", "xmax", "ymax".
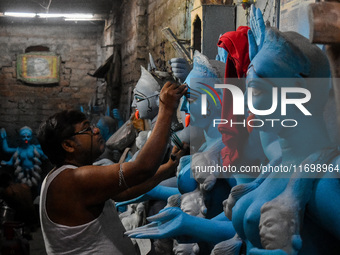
[
  {"xmin": 159, "ymin": 82, "xmax": 188, "ymax": 111},
  {"xmin": 169, "ymin": 143, "xmax": 189, "ymax": 167}
]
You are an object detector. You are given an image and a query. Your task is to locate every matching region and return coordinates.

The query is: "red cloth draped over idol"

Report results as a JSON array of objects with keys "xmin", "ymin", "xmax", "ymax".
[{"xmin": 217, "ymin": 26, "xmax": 250, "ymax": 168}]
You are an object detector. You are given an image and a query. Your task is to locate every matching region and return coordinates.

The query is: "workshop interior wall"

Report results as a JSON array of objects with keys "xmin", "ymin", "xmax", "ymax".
[{"xmin": 0, "ymin": 23, "xmax": 105, "ymax": 143}]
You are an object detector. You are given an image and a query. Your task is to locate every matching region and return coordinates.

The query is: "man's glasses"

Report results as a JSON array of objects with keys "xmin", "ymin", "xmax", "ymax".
[{"xmin": 70, "ymin": 125, "xmax": 99, "ymax": 137}]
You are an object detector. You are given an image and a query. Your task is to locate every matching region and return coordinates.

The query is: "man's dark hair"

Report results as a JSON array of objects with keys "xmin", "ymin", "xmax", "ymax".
[{"xmin": 37, "ymin": 110, "xmax": 87, "ymax": 166}]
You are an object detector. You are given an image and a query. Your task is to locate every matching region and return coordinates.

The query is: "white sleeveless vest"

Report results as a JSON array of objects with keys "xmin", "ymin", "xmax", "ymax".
[{"xmin": 39, "ymin": 165, "xmax": 136, "ymax": 255}]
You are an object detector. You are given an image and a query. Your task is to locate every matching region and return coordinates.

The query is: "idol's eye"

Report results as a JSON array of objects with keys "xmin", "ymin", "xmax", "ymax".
[
  {"xmin": 135, "ymin": 96, "xmax": 145, "ymax": 102},
  {"xmin": 187, "ymin": 97, "xmax": 197, "ymax": 103},
  {"xmin": 252, "ymin": 87, "xmax": 262, "ymax": 96},
  {"xmin": 264, "ymin": 222, "xmax": 273, "ymax": 228}
]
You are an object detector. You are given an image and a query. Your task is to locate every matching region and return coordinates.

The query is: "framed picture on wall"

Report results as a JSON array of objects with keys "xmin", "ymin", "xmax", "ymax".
[{"xmin": 17, "ymin": 52, "xmax": 60, "ymax": 84}]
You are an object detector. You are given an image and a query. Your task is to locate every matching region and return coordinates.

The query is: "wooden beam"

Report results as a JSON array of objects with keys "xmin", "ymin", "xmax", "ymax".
[
  {"xmin": 309, "ymin": 1, "xmax": 340, "ymax": 142},
  {"xmin": 162, "ymin": 27, "xmax": 192, "ymax": 65},
  {"xmin": 309, "ymin": 2, "xmax": 340, "ymax": 44}
]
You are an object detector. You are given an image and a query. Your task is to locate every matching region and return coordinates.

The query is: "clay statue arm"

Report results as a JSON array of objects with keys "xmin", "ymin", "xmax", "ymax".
[
  {"xmin": 1, "ymin": 152, "xmax": 16, "ymax": 166},
  {"xmin": 249, "ymin": 248, "xmax": 288, "ymax": 255},
  {"xmin": 112, "ymin": 108, "xmax": 124, "ymax": 128},
  {"xmin": 0, "ymin": 128, "xmax": 16, "ymax": 154},
  {"xmin": 211, "ymin": 211, "xmax": 228, "ymax": 221},
  {"xmin": 116, "ymin": 185, "xmax": 180, "ymax": 209},
  {"xmin": 34, "ymin": 144, "xmax": 48, "ymax": 160},
  {"xmin": 126, "ymin": 207, "xmax": 235, "ymax": 244}
]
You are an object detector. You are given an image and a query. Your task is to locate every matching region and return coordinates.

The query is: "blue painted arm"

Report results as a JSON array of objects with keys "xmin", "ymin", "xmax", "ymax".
[
  {"xmin": 0, "ymin": 128, "xmax": 16, "ymax": 154},
  {"xmin": 211, "ymin": 211, "xmax": 228, "ymax": 221},
  {"xmin": 116, "ymin": 185, "xmax": 180, "ymax": 209},
  {"xmin": 112, "ymin": 108, "xmax": 124, "ymax": 128},
  {"xmin": 34, "ymin": 144, "xmax": 48, "ymax": 160},
  {"xmin": 126, "ymin": 207, "xmax": 235, "ymax": 244},
  {"xmin": 1, "ymin": 153, "xmax": 15, "ymax": 166},
  {"xmin": 249, "ymin": 248, "xmax": 288, "ymax": 255}
]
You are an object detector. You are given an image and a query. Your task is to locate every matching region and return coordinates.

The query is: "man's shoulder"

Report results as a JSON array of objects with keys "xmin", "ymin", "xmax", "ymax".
[{"xmin": 47, "ymin": 165, "xmax": 80, "ymax": 191}]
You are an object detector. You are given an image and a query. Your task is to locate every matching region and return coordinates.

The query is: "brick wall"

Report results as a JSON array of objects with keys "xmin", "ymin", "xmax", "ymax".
[
  {"xmin": 117, "ymin": 0, "xmax": 193, "ymax": 120},
  {"xmin": 0, "ymin": 22, "xmax": 104, "ymax": 143}
]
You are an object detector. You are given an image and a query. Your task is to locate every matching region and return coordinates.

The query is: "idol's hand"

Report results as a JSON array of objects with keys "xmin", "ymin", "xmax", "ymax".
[
  {"xmin": 1, "ymin": 128, "xmax": 7, "ymax": 140},
  {"xmin": 248, "ymin": 5, "xmax": 266, "ymax": 61},
  {"xmin": 112, "ymin": 108, "xmax": 124, "ymax": 128},
  {"xmin": 125, "ymin": 207, "xmax": 190, "ymax": 239},
  {"xmin": 170, "ymin": 58, "xmax": 192, "ymax": 83}
]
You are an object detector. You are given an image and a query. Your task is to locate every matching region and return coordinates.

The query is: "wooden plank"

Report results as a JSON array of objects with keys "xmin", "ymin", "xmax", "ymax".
[
  {"xmin": 309, "ymin": 2, "xmax": 340, "ymax": 44},
  {"xmin": 161, "ymin": 27, "xmax": 192, "ymax": 65},
  {"xmin": 310, "ymin": 1, "xmax": 340, "ymax": 142}
]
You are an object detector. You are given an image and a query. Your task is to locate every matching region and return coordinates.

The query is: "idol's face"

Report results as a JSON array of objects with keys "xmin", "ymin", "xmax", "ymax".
[
  {"xmin": 246, "ymin": 63, "xmax": 309, "ymax": 134},
  {"xmin": 132, "ymin": 88, "xmax": 159, "ymax": 120},
  {"xmin": 246, "ymin": 67, "xmax": 281, "ymax": 116},
  {"xmin": 181, "ymin": 70, "xmax": 222, "ymax": 129},
  {"xmin": 131, "ymin": 67, "xmax": 161, "ymax": 120},
  {"xmin": 20, "ymin": 128, "xmax": 33, "ymax": 145},
  {"xmin": 259, "ymin": 208, "xmax": 293, "ymax": 250}
]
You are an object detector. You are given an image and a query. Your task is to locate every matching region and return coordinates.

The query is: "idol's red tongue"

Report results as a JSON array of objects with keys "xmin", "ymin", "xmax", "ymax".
[
  {"xmin": 135, "ymin": 109, "xmax": 140, "ymax": 120},
  {"xmin": 247, "ymin": 113, "xmax": 255, "ymax": 133},
  {"xmin": 185, "ymin": 113, "xmax": 190, "ymax": 127}
]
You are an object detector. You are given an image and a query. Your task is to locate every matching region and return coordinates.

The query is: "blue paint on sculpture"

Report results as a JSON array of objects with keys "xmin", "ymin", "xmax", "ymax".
[
  {"xmin": 126, "ymin": 6, "xmax": 340, "ymax": 254},
  {"xmin": 1, "ymin": 126, "xmax": 47, "ymax": 187},
  {"xmin": 112, "ymin": 108, "xmax": 124, "ymax": 129},
  {"xmin": 228, "ymin": 6, "xmax": 340, "ymax": 255},
  {"xmin": 126, "ymin": 52, "xmax": 236, "ymax": 245},
  {"xmin": 131, "ymin": 65, "xmax": 161, "ymax": 123},
  {"xmin": 96, "ymin": 116, "xmax": 117, "ymax": 142}
]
